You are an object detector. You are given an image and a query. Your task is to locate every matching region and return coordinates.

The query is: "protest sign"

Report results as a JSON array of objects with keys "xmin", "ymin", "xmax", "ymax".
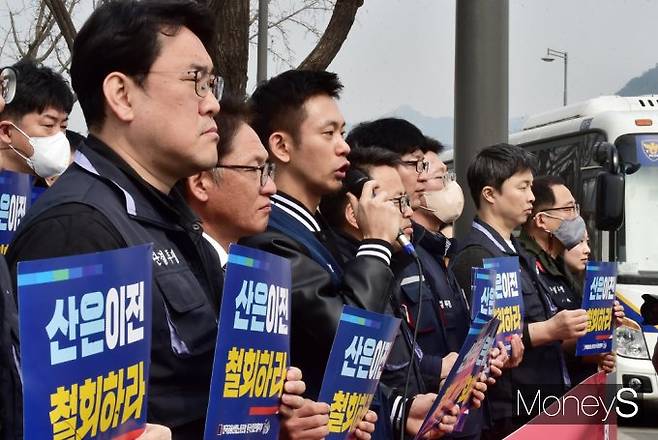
[
  {"xmin": 415, "ymin": 313, "xmax": 500, "ymax": 439},
  {"xmin": 576, "ymin": 262, "xmax": 617, "ymax": 356},
  {"xmin": 470, "ymin": 267, "xmax": 497, "ymax": 320},
  {"xmin": 483, "ymin": 257, "xmax": 524, "ymax": 349},
  {"xmin": 19, "ymin": 244, "xmax": 152, "ymax": 439},
  {"xmin": 318, "ymin": 306, "xmax": 400, "ymax": 440},
  {"xmin": 204, "ymin": 244, "xmax": 291, "ymax": 439},
  {"xmin": 0, "ymin": 170, "xmax": 31, "ymax": 254}
]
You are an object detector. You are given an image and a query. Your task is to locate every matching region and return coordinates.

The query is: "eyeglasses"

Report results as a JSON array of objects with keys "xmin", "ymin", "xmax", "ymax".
[
  {"xmin": 389, "ymin": 194, "xmax": 411, "ymax": 214},
  {"xmin": 1, "ymin": 67, "xmax": 17, "ymax": 104},
  {"xmin": 215, "ymin": 162, "xmax": 276, "ymax": 187},
  {"xmin": 401, "ymin": 158, "xmax": 430, "ymax": 174},
  {"xmin": 149, "ymin": 69, "xmax": 224, "ymax": 100},
  {"xmin": 540, "ymin": 203, "xmax": 580, "ymax": 218}
]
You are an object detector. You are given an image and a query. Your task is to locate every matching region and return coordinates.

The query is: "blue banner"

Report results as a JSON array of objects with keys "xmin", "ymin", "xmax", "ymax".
[
  {"xmin": 0, "ymin": 170, "xmax": 31, "ymax": 254},
  {"xmin": 317, "ymin": 306, "xmax": 400, "ymax": 440},
  {"xmin": 635, "ymin": 134, "xmax": 658, "ymax": 166},
  {"xmin": 204, "ymin": 244, "xmax": 291, "ymax": 439},
  {"xmin": 18, "ymin": 244, "xmax": 153, "ymax": 439},
  {"xmin": 470, "ymin": 267, "xmax": 497, "ymax": 321},
  {"xmin": 576, "ymin": 262, "xmax": 617, "ymax": 356},
  {"xmin": 415, "ymin": 314, "xmax": 500, "ymax": 438},
  {"xmin": 483, "ymin": 257, "xmax": 524, "ymax": 350},
  {"xmin": 483, "ymin": 257, "xmax": 524, "ymax": 351}
]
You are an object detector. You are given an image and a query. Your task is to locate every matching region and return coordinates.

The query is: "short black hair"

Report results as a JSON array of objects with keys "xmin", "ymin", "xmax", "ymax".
[
  {"xmin": 71, "ymin": 0, "xmax": 216, "ymax": 129},
  {"xmin": 320, "ymin": 146, "xmax": 401, "ymax": 229},
  {"xmin": 530, "ymin": 175, "xmax": 567, "ymax": 215},
  {"xmin": 249, "ymin": 69, "xmax": 343, "ymax": 148},
  {"xmin": 421, "ymin": 135, "xmax": 445, "ymax": 154},
  {"xmin": 0, "ymin": 60, "xmax": 73, "ymax": 120},
  {"xmin": 467, "ymin": 143, "xmax": 537, "ymax": 208},
  {"xmin": 215, "ymin": 96, "xmax": 253, "ymax": 159},
  {"xmin": 346, "ymin": 118, "xmax": 425, "ymax": 156}
]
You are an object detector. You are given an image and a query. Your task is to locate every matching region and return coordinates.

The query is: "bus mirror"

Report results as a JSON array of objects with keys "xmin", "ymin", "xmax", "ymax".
[
  {"xmin": 594, "ymin": 142, "xmax": 620, "ymax": 173},
  {"xmin": 641, "ymin": 294, "xmax": 658, "ymax": 326},
  {"xmin": 595, "ymin": 171, "xmax": 624, "ymax": 231}
]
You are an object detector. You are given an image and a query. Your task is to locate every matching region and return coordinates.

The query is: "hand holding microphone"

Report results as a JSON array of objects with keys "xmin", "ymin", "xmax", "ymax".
[{"xmin": 344, "ymin": 169, "xmax": 417, "ymax": 256}]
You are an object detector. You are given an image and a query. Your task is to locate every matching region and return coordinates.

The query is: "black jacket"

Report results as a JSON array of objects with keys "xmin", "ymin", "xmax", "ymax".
[
  {"xmin": 240, "ymin": 193, "xmax": 396, "ymax": 400},
  {"xmin": 330, "ymin": 230, "xmax": 426, "ymax": 397},
  {"xmin": 518, "ymin": 231, "xmax": 596, "ymax": 385},
  {"xmin": 7, "ymin": 136, "xmax": 223, "ymax": 439},
  {"xmin": 450, "ymin": 218, "xmax": 568, "ymax": 424}
]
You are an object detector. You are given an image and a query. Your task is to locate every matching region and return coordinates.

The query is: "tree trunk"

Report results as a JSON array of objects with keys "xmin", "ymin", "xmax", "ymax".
[
  {"xmin": 209, "ymin": 0, "xmax": 250, "ymax": 98},
  {"xmin": 43, "ymin": 0, "xmax": 77, "ymax": 52},
  {"xmin": 298, "ymin": 0, "xmax": 363, "ymax": 71}
]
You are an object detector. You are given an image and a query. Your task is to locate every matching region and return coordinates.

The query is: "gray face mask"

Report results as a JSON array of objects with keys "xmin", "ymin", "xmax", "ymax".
[{"xmin": 550, "ymin": 215, "xmax": 586, "ymax": 250}]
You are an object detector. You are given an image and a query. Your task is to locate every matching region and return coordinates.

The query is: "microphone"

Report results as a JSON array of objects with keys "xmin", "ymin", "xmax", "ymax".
[{"xmin": 344, "ymin": 169, "xmax": 418, "ymax": 257}]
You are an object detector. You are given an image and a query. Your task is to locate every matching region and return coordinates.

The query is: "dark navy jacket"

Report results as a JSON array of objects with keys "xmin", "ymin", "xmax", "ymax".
[
  {"xmin": 7, "ymin": 138, "xmax": 223, "ymax": 439},
  {"xmin": 450, "ymin": 218, "xmax": 568, "ymax": 424},
  {"xmin": 415, "ymin": 224, "xmax": 484, "ymax": 439}
]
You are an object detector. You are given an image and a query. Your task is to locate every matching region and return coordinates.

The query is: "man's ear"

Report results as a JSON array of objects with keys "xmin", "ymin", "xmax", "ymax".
[
  {"xmin": 533, "ymin": 211, "xmax": 549, "ymax": 230},
  {"xmin": 102, "ymin": 72, "xmax": 136, "ymax": 123},
  {"xmin": 186, "ymin": 172, "xmax": 214, "ymax": 203},
  {"xmin": 345, "ymin": 201, "xmax": 358, "ymax": 229},
  {"xmin": 481, "ymin": 185, "xmax": 496, "ymax": 206},
  {"xmin": 268, "ymin": 131, "xmax": 292, "ymax": 164},
  {"xmin": 0, "ymin": 120, "xmax": 17, "ymax": 146}
]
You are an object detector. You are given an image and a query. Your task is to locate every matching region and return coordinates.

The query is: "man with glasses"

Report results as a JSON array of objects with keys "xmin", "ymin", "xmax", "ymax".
[
  {"xmin": 183, "ymin": 97, "xmax": 276, "ymax": 270},
  {"xmin": 450, "ymin": 144, "xmax": 593, "ymax": 439},
  {"xmin": 320, "ymin": 147, "xmax": 485, "ymax": 439},
  {"xmin": 6, "ymin": 2, "xmax": 303, "ymax": 438},
  {"xmin": 183, "ymin": 97, "xmax": 377, "ymax": 439},
  {"xmin": 346, "ymin": 118, "xmax": 429, "ymax": 210},
  {"xmin": 518, "ymin": 176, "xmax": 622, "ymax": 385}
]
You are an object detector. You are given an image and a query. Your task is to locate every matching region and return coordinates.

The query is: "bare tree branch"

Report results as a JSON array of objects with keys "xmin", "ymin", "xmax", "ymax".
[
  {"xmin": 43, "ymin": 0, "xmax": 77, "ymax": 52},
  {"xmin": 298, "ymin": 0, "xmax": 363, "ymax": 70},
  {"xmin": 9, "ymin": 10, "xmax": 26, "ymax": 59}
]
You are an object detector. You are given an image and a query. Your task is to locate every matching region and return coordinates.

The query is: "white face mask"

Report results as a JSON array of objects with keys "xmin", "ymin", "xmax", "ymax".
[
  {"xmin": 421, "ymin": 180, "xmax": 465, "ymax": 224},
  {"xmin": 8, "ymin": 123, "xmax": 71, "ymax": 178}
]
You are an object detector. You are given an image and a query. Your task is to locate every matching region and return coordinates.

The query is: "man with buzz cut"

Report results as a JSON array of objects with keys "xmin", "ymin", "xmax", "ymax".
[
  {"xmin": 451, "ymin": 143, "xmax": 590, "ymax": 439},
  {"xmin": 244, "ymin": 69, "xmax": 460, "ymax": 439}
]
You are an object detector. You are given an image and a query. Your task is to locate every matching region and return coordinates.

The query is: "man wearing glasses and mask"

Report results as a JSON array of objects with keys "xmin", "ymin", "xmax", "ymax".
[{"xmin": 518, "ymin": 175, "xmax": 624, "ymax": 385}]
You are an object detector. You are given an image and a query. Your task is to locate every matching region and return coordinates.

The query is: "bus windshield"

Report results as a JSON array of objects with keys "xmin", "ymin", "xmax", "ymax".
[{"xmin": 619, "ymin": 134, "xmax": 658, "ymax": 277}]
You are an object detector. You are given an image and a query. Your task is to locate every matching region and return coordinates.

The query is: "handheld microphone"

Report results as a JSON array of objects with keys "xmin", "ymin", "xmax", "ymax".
[{"xmin": 344, "ymin": 169, "xmax": 418, "ymax": 257}]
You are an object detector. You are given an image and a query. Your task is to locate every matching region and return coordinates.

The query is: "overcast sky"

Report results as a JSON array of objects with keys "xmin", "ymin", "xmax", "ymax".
[{"xmin": 4, "ymin": 0, "xmax": 658, "ymax": 135}]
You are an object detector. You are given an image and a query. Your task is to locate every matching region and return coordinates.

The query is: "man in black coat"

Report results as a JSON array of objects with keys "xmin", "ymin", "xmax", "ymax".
[{"xmin": 243, "ymin": 70, "xmax": 459, "ymax": 439}]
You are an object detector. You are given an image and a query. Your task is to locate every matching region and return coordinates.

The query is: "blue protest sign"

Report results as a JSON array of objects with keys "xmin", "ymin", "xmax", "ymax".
[
  {"xmin": 470, "ymin": 267, "xmax": 497, "ymax": 321},
  {"xmin": 415, "ymin": 314, "xmax": 500, "ymax": 439},
  {"xmin": 204, "ymin": 244, "xmax": 291, "ymax": 439},
  {"xmin": 317, "ymin": 306, "xmax": 400, "ymax": 440},
  {"xmin": 18, "ymin": 244, "xmax": 152, "ymax": 439},
  {"xmin": 482, "ymin": 257, "xmax": 524, "ymax": 349},
  {"xmin": 576, "ymin": 262, "xmax": 617, "ymax": 356},
  {"xmin": 635, "ymin": 134, "xmax": 658, "ymax": 166},
  {"xmin": 0, "ymin": 170, "xmax": 31, "ymax": 254}
]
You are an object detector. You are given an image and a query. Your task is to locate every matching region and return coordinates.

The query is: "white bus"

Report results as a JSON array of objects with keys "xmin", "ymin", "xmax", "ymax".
[{"xmin": 510, "ymin": 95, "xmax": 658, "ymax": 401}]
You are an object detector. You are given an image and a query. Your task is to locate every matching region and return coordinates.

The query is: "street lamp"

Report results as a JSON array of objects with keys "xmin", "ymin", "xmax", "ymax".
[{"xmin": 541, "ymin": 48, "xmax": 568, "ymax": 106}]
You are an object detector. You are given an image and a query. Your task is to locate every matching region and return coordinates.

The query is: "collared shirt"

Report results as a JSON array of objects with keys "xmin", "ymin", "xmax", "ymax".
[
  {"xmin": 273, "ymin": 191, "xmax": 393, "ymax": 265},
  {"xmin": 203, "ymin": 233, "xmax": 228, "ymax": 268}
]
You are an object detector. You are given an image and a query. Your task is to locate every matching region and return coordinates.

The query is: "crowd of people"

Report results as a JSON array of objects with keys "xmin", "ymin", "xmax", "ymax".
[{"xmin": 0, "ymin": 1, "xmax": 628, "ymax": 439}]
